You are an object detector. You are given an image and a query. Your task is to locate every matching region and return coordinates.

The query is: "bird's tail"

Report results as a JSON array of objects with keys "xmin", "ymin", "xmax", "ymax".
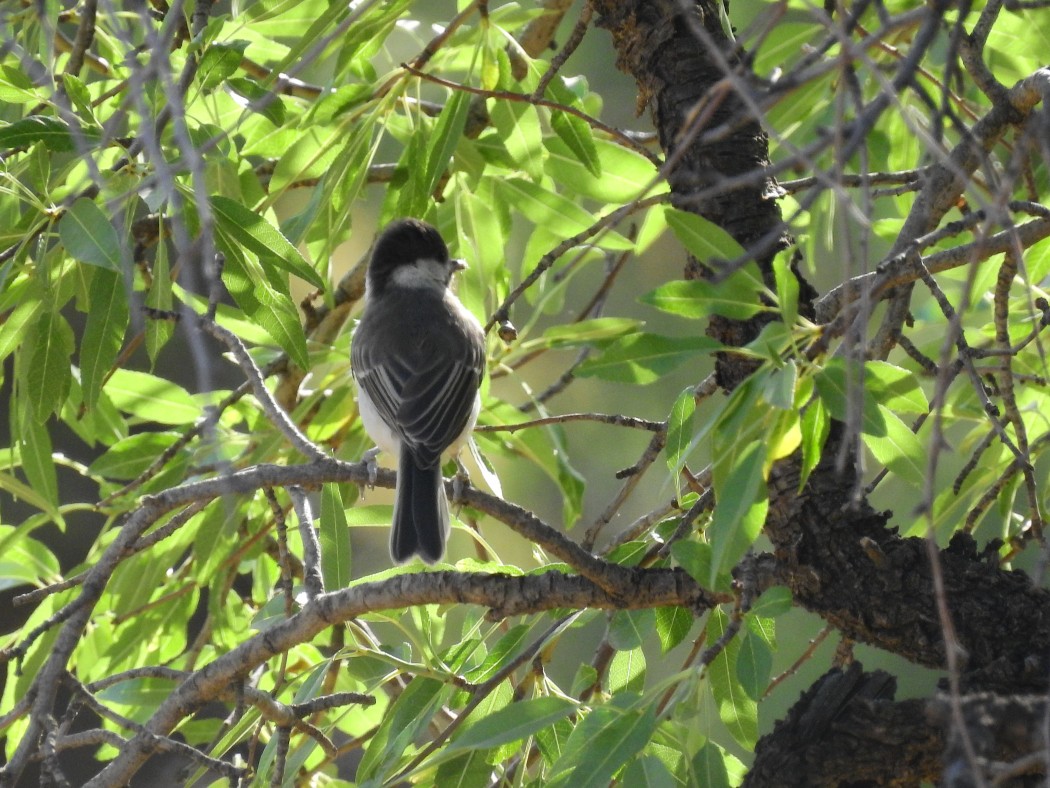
[{"xmin": 390, "ymin": 451, "xmax": 449, "ymax": 564}]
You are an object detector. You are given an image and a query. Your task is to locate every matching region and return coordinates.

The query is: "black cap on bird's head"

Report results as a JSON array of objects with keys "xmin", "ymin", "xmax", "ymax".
[{"xmin": 367, "ymin": 219, "xmax": 457, "ymax": 295}]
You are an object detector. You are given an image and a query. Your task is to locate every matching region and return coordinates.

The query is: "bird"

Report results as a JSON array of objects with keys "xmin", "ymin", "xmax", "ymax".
[{"xmin": 351, "ymin": 219, "xmax": 486, "ymax": 564}]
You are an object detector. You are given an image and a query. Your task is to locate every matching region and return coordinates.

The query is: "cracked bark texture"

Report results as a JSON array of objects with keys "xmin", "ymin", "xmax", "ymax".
[{"xmin": 592, "ymin": 0, "xmax": 1050, "ymax": 783}]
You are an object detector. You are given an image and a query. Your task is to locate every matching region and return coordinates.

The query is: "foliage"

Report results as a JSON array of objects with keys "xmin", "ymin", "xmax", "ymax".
[{"xmin": 0, "ymin": 0, "xmax": 1048, "ymax": 785}]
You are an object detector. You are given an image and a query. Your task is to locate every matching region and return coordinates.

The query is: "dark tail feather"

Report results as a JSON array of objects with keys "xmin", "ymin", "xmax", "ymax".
[{"xmin": 390, "ymin": 451, "xmax": 448, "ymax": 564}]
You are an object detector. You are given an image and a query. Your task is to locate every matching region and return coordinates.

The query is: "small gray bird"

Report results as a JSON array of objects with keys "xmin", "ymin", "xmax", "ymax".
[{"xmin": 351, "ymin": 219, "xmax": 485, "ymax": 564}]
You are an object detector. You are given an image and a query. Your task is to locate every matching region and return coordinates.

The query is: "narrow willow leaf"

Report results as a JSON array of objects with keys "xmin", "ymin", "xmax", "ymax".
[
  {"xmin": 863, "ymin": 405, "xmax": 926, "ymax": 487},
  {"xmin": 494, "ymin": 178, "xmax": 632, "ymax": 249},
  {"xmin": 576, "ymin": 334, "xmax": 720, "ymax": 384},
  {"xmin": 665, "ymin": 387, "xmax": 696, "ymax": 482},
  {"xmin": 622, "ymin": 754, "xmax": 677, "ymax": 787},
  {"xmin": 607, "ymin": 646, "xmax": 646, "ymax": 694},
  {"xmin": 771, "ymin": 248, "xmax": 799, "ymax": 326},
  {"xmin": 543, "ymin": 137, "xmax": 658, "ymax": 203},
  {"xmin": 799, "ymin": 397, "xmax": 829, "ymax": 490},
  {"xmin": 549, "ymin": 704, "xmax": 656, "ymax": 788},
  {"xmin": 210, "ymin": 195, "xmax": 323, "ymax": 289},
  {"xmin": 357, "ymin": 677, "xmax": 447, "ymax": 782},
  {"xmin": 25, "ymin": 310, "xmax": 74, "ymax": 421},
  {"xmin": 434, "ymin": 750, "xmax": 495, "ymax": 788},
  {"xmin": 105, "ymin": 369, "xmax": 202, "ymax": 425},
  {"xmin": 692, "ymin": 742, "xmax": 732, "ymax": 788},
  {"xmin": 813, "ymin": 361, "xmax": 886, "ymax": 436},
  {"xmin": 88, "ymin": 432, "xmax": 182, "ymax": 480},
  {"xmin": 490, "ymin": 101, "xmax": 543, "ymax": 180},
  {"xmin": 145, "ymin": 235, "xmax": 173, "ymax": 364},
  {"xmin": 0, "ymin": 298, "xmax": 43, "ymax": 366},
  {"xmin": 448, "ymin": 697, "xmax": 575, "ymax": 752},
  {"xmin": 81, "ymin": 269, "xmax": 129, "ymax": 411},
  {"xmin": 525, "ymin": 318, "xmax": 642, "ymax": 351},
  {"xmin": 423, "ymin": 89, "xmax": 470, "ymax": 198},
  {"xmin": 608, "ymin": 609, "xmax": 656, "ymax": 651},
  {"xmin": 640, "ymin": 275, "xmax": 771, "ymax": 321},
  {"xmin": 59, "ymin": 198, "xmax": 121, "ymax": 270},
  {"xmin": 319, "ymin": 483, "xmax": 351, "ymax": 590},
  {"xmin": 710, "ymin": 442, "xmax": 768, "ymax": 586},
  {"xmin": 655, "ymin": 606, "xmax": 693, "ymax": 654},
  {"xmin": 0, "ymin": 529, "xmax": 60, "ymax": 591},
  {"xmin": 865, "ymin": 360, "xmax": 930, "ymax": 413},
  {"xmin": 664, "ymin": 207, "xmax": 746, "ymax": 261},
  {"xmin": 465, "ymin": 624, "xmax": 531, "ymax": 682},
  {"xmin": 0, "ymin": 116, "xmax": 75, "ymax": 151},
  {"xmin": 546, "ymin": 77, "xmax": 601, "ymax": 176},
  {"xmin": 16, "ymin": 404, "xmax": 59, "ymax": 509},
  {"xmin": 706, "ymin": 608, "xmax": 758, "ymax": 749},
  {"xmin": 736, "ymin": 628, "xmax": 774, "ymax": 700},
  {"xmin": 550, "ymin": 110, "xmax": 601, "ymax": 177},
  {"xmin": 217, "ymin": 239, "xmax": 309, "ymax": 368}
]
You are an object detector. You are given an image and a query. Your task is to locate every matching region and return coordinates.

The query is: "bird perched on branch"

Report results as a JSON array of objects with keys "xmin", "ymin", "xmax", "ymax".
[{"xmin": 351, "ymin": 219, "xmax": 485, "ymax": 564}]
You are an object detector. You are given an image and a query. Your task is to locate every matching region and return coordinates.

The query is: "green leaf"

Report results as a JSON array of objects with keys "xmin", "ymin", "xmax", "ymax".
[
  {"xmin": 865, "ymin": 360, "xmax": 929, "ymax": 413},
  {"xmin": 549, "ymin": 703, "xmax": 656, "ymax": 788},
  {"xmin": 670, "ymin": 541, "xmax": 712, "ymax": 586},
  {"xmin": 465, "ymin": 624, "xmax": 532, "ymax": 682},
  {"xmin": 0, "ymin": 298, "xmax": 44, "ymax": 366},
  {"xmin": 576, "ymin": 334, "xmax": 721, "ymax": 384},
  {"xmin": 16, "ymin": 404, "xmax": 59, "ymax": 509},
  {"xmin": 0, "ymin": 116, "xmax": 74, "ymax": 151},
  {"xmin": 0, "ymin": 529, "xmax": 60, "ymax": 591},
  {"xmin": 608, "ymin": 609, "xmax": 656, "ymax": 651},
  {"xmin": 665, "ymin": 387, "xmax": 697, "ymax": 482},
  {"xmin": 545, "ymin": 76, "xmax": 601, "ymax": 176},
  {"xmin": 489, "ymin": 101, "xmax": 543, "ymax": 180},
  {"xmin": 105, "ymin": 369, "xmax": 203, "ymax": 425},
  {"xmin": 691, "ymin": 742, "xmax": 732, "ymax": 788},
  {"xmin": 622, "ymin": 754, "xmax": 678, "ymax": 787},
  {"xmin": 710, "ymin": 442, "xmax": 768, "ymax": 586},
  {"xmin": 217, "ymin": 240, "xmax": 309, "ymax": 368},
  {"xmin": 862, "ymin": 406, "xmax": 925, "ymax": 487},
  {"xmin": 433, "ymin": 750, "xmax": 495, "ymax": 788},
  {"xmin": 641, "ymin": 272, "xmax": 771, "ymax": 320},
  {"xmin": 706, "ymin": 608, "xmax": 758, "ymax": 749},
  {"xmin": 736, "ymin": 628, "xmax": 773, "ymax": 700},
  {"xmin": 654, "ymin": 606, "xmax": 693, "ymax": 654},
  {"xmin": 607, "ymin": 647, "xmax": 646, "ymax": 694},
  {"xmin": 81, "ymin": 270, "xmax": 130, "ymax": 411},
  {"xmin": 524, "ymin": 318, "xmax": 643, "ymax": 351},
  {"xmin": 772, "ymin": 249, "xmax": 800, "ymax": 326},
  {"xmin": 799, "ymin": 396, "xmax": 829, "ymax": 490},
  {"xmin": 227, "ymin": 77, "xmax": 286, "ymax": 125},
  {"xmin": 88, "ymin": 432, "xmax": 182, "ymax": 479},
  {"xmin": 543, "ymin": 136, "xmax": 658, "ymax": 203},
  {"xmin": 813, "ymin": 361, "xmax": 886, "ymax": 436},
  {"xmin": 211, "ymin": 196, "xmax": 324, "ymax": 289},
  {"xmin": 550, "ymin": 110, "xmax": 601, "ymax": 177},
  {"xmin": 423, "ymin": 89, "xmax": 470, "ymax": 198},
  {"xmin": 493, "ymin": 178, "xmax": 632, "ymax": 250},
  {"xmin": 357, "ymin": 677, "xmax": 447, "ymax": 782},
  {"xmin": 665, "ymin": 207, "xmax": 746, "ymax": 261},
  {"xmin": 59, "ymin": 198, "xmax": 122, "ymax": 270},
  {"xmin": 145, "ymin": 235, "xmax": 174, "ymax": 363},
  {"xmin": 198, "ymin": 41, "xmax": 249, "ymax": 90},
  {"xmin": 25, "ymin": 310, "xmax": 74, "ymax": 421},
  {"xmin": 449, "ymin": 696, "xmax": 575, "ymax": 752},
  {"xmin": 319, "ymin": 483, "xmax": 351, "ymax": 591}
]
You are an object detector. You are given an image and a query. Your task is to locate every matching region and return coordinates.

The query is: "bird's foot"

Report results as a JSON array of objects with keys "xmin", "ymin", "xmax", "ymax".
[
  {"xmin": 362, "ymin": 447, "xmax": 381, "ymax": 487},
  {"xmin": 451, "ymin": 457, "xmax": 471, "ymax": 505}
]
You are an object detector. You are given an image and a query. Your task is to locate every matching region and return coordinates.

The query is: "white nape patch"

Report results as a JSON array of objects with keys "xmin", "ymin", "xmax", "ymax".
[{"xmin": 390, "ymin": 258, "xmax": 449, "ymax": 290}]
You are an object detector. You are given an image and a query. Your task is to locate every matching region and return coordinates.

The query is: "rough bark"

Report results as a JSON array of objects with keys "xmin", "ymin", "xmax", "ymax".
[{"xmin": 593, "ymin": 0, "xmax": 1050, "ymax": 783}]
